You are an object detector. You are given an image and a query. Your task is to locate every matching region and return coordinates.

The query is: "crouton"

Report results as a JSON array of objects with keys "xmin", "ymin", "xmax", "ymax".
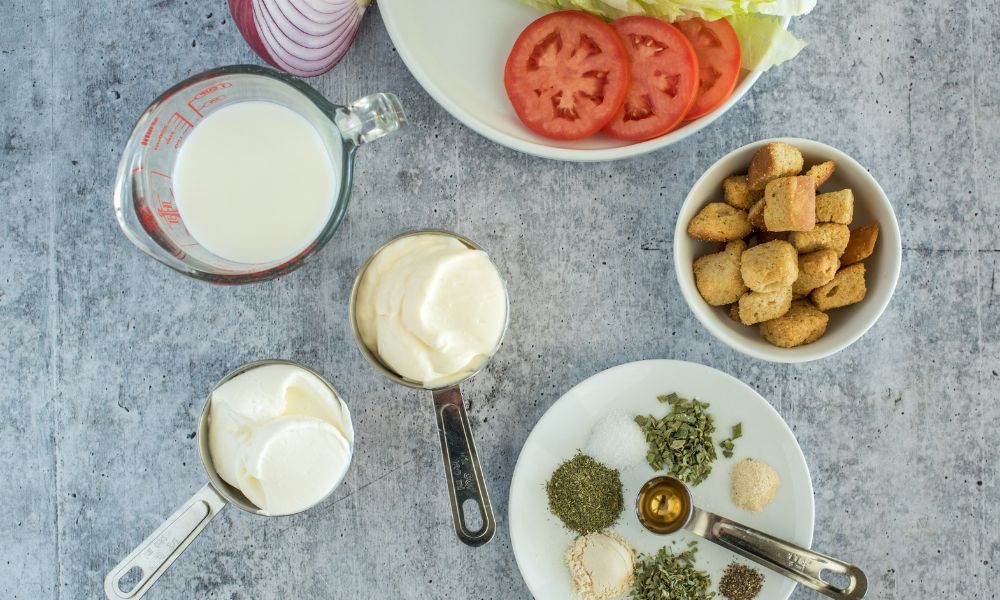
[
  {"xmin": 841, "ymin": 223, "xmax": 880, "ymax": 266},
  {"xmin": 804, "ymin": 161, "xmax": 836, "ymax": 189},
  {"xmin": 688, "ymin": 202, "xmax": 752, "ymax": 242},
  {"xmin": 789, "ymin": 223, "xmax": 850, "ymax": 256},
  {"xmin": 729, "ymin": 303, "xmax": 742, "ymax": 322},
  {"xmin": 723, "ymin": 176, "xmax": 757, "ymax": 210},
  {"xmin": 747, "ymin": 143, "xmax": 804, "ymax": 191},
  {"xmin": 760, "ymin": 300, "xmax": 829, "ymax": 348},
  {"xmin": 815, "ymin": 189, "xmax": 854, "ymax": 224},
  {"xmin": 693, "ymin": 240, "xmax": 748, "ymax": 306},
  {"xmin": 738, "ymin": 287, "xmax": 792, "ymax": 325},
  {"xmin": 740, "ymin": 240, "xmax": 798, "ymax": 293},
  {"xmin": 763, "ymin": 176, "xmax": 816, "ymax": 232},
  {"xmin": 748, "ymin": 199, "xmax": 766, "ymax": 229},
  {"xmin": 810, "ymin": 263, "xmax": 866, "ymax": 310},
  {"xmin": 792, "ymin": 249, "xmax": 839, "ymax": 296}
]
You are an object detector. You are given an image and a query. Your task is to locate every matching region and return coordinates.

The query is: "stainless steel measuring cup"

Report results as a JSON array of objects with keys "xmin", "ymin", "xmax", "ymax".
[
  {"xmin": 348, "ymin": 230, "xmax": 506, "ymax": 547},
  {"xmin": 636, "ymin": 475, "xmax": 868, "ymax": 599},
  {"xmin": 104, "ymin": 359, "xmax": 354, "ymax": 599},
  {"xmin": 113, "ymin": 64, "xmax": 406, "ymax": 284}
]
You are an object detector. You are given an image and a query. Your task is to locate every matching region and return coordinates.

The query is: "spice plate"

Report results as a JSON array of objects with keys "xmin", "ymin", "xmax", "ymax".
[{"xmin": 509, "ymin": 360, "xmax": 814, "ymax": 599}]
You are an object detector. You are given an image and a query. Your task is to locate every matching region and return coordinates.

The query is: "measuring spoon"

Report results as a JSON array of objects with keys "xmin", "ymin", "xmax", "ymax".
[
  {"xmin": 348, "ymin": 230, "xmax": 505, "ymax": 547},
  {"xmin": 636, "ymin": 475, "xmax": 868, "ymax": 599},
  {"xmin": 104, "ymin": 359, "xmax": 353, "ymax": 599}
]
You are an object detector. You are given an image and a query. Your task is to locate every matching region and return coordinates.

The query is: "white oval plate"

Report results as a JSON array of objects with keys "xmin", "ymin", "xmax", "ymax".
[
  {"xmin": 378, "ymin": 0, "xmax": 788, "ymax": 162},
  {"xmin": 509, "ymin": 360, "xmax": 814, "ymax": 599}
]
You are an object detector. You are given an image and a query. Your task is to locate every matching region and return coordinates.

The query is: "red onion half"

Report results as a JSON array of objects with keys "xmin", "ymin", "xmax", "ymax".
[{"xmin": 229, "ymin": 0, "xmax": 369, "ymax": 77}]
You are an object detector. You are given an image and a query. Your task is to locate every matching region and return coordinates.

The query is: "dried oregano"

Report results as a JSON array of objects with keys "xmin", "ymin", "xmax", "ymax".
[
  {"xmin": 632, "ymin": 543, "xmax": 715, "ymax": 600},
  {"xmin": 635, "ymin": 393, "xmax": 717, "ymax": 485},
  {"xmin": 719, "ymin": 422, "xmax": 743, "ymax": 459}
]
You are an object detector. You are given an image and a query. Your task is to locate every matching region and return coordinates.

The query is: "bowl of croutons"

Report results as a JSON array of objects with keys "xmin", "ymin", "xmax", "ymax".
[{"xmin": 674, "ymin": 138, "xmax": 901, "ymax": 362}]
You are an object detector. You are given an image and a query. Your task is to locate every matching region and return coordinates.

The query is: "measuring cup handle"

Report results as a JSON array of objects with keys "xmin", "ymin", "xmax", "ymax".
[
  {"xmin": 335, "ymin": 92, "xmax": 407, "ymax": 146},
  {"xmin": 104, "ymin": 483, "xmax": 229, "ymax": 600},
  {"xmin": 431, "ymin": 386, "xmax": 496, "ymax": 547},
  {"xmin": 686, "ymin": 507, "xmax": 868, "ymax": 599}
]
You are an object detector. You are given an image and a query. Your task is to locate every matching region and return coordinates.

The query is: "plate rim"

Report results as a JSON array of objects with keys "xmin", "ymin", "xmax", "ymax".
[
  {"xmin": 507, "ymin": 358, "xmax": 815, "ymax": 599},
  {"xmin": 377, "ymin": 2, "xmax": 790, "ymax": 162}
]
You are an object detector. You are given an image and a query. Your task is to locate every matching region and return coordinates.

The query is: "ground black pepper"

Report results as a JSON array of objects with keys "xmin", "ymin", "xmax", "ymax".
[{"xmin": 718, "ymin": 562, "xmax": 764, "ymax": 600}]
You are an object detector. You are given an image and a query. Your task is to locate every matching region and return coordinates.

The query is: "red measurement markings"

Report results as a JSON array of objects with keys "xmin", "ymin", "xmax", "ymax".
[
  {"xmin": 155, "ymin": 192, "xmax": 181, "ymax": 225},
  {"xmin": 154, "ymin": 112, "xmax": 194, "ymax": 151},
  {"xmin": 187, "ymin": 81, "xmax": 232, "ymax": 117},
  {"xmin": 139, "ymin": 116, "xmax": 160, "ymax": 147}
]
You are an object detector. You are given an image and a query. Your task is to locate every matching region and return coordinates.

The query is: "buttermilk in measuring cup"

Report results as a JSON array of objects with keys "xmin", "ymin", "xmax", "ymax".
[{"xmin": 172, "ymin": 101, "xmax": 337, "ymax": 264}]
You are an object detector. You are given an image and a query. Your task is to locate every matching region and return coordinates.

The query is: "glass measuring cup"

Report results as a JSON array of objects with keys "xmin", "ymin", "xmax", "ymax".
[
  {"xmin": 348, "ymin": 230, "xmax": 507, "ymax": 547},
  {"xmin": 636, "ymin": 476, "xmax": 868, "ymax": 599},
  {"xmin": 103, "ymin": 359, "xmax": 354, "ymax": 599},
  {"xmin": 113, "ymin": 64, "xmax": 406, "ymax": 284}
]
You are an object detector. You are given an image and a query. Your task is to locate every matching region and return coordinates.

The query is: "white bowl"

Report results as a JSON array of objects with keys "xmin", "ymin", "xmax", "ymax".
[
  {"xmin": 378, "ymin": 0, "xmax": 789, "ymax": 162},
  {"xmin": 674, "ymin": 138, "xmax": 902, "ymax": 362}
]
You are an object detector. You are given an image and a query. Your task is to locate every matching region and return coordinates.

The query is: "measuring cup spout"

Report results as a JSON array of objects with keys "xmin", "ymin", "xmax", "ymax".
[{"xmin": 335, "ymin": 92, "xmax": 407, "ymax": 146}]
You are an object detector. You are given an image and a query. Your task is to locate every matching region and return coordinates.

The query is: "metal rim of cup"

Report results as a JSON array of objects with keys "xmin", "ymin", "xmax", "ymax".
[
  {"xmin": 196, "ymin": 358, "xmax": 356, "ymax": 516},
  {"xmin": 348, "ymin": 229, "xmax": 511, "ymax": 391}
]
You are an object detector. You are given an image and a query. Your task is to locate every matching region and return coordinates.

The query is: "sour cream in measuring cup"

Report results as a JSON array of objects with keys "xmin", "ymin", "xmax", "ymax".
[
  {"xmin": 208, "ymin": 363, "xmax": 353, "ymax": 516},
  {"xmin": 173, "ymin": 101, "xmax": 338, "ymax": 265},
  {"xmin": 355, "ymin": 233, "xmax": 507, "ymax": 388}
]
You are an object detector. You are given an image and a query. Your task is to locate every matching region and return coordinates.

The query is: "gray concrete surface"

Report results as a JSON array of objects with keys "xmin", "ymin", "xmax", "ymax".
[{"xmin": 1, "ymin": 1, "xmax": 998, "ymax": 598}]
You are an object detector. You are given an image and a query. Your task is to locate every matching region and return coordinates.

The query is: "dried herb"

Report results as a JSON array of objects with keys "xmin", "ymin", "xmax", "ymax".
[
  {"xmin": 719, "ymin": 422, "xmax": 743, "ymax": 458},
  {"xmin": 546, "ymin": 452, "xmax": 623, "ymax": 535},
  {"xmin": 632, "ymin": 543, "xmax": 715, "ymax": 600},
  {"xmin": 718, "ymin": 562, "xmax": 764, "ymax": 600},
  {"xmin": 635, "ymin": 393, "xmax": 717, "ymax": 485}
]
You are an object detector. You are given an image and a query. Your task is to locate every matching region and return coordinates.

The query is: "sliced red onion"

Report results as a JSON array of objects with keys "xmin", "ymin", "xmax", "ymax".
[{"xmin": 228, "ymin": 0, "xmax": 369, "ymax": 77}]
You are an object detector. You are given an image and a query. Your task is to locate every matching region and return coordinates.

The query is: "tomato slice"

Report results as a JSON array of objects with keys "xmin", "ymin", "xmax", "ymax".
[
  {"xmin": 674, "ymin": 17, "xmax": 742, "ymax": 121},
  {"xmin": 504, "ymin": 11, "xmax": 630, "ymax": 141},
  {"xmin": 603, "ymin": 17, "xmax": 698, "ymax": 141}
]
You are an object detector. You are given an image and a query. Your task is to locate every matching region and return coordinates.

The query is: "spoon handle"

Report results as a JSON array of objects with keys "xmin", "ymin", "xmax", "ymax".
[
  {"xmin": 686, "ymin": 507, "xmax": 867, "ymax": 599},
  {"xmin": 104, "ymin": 483, "xmax": 228, "ymax": 599},
  {"xmin": 432, "ymin": 386, "xmax": 496, "ymax": 547}
]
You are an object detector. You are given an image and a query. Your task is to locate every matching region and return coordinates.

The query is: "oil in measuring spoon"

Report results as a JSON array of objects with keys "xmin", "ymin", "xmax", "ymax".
[{"xmin": 636, "ymin": 477, "xmax": 691, "ymax": 534}]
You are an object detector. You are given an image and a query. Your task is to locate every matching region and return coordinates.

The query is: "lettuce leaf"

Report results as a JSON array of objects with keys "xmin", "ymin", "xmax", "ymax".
[{"xmin": 726, "ymin": 14, "xmax": 806, "ymax": 71}]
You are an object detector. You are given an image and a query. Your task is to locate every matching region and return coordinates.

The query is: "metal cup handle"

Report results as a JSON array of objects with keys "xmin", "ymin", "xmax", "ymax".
[
  {"xmin": 104, "ymin": 484, "xmax": 229, "ymax": 599},
  {"xmin": 431, "ymin": 386, "xmax": 496, "ymax": 547},
  {"xmin": 686, "ymin": 507, "xmax": 868, "ymax": 599}
]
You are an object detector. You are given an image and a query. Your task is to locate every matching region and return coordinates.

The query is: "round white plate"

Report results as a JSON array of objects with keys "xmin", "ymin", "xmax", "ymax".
[
  {"xmin": 509, "ymin": 360, "xmax": 814, "ymax": 599},
  {"xmin": 378, "ymin": 0, "xmax": 788, "ymax": 162}
]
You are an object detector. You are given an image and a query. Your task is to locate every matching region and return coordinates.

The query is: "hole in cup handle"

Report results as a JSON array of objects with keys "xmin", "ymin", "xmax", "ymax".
[
  {"xmin": 103, "ymin": 483, "xmax": 228, "ymax": 600},
  {"xmin": 431, "ymin": 386, "xmax": 497, "ymax": 547},
  {"xmin": 335, "ymin": 93, "xmax": 407, "ymax": 146}
]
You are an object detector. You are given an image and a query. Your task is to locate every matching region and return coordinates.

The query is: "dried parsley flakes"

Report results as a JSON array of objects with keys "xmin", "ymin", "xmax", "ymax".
[
  {"xmin": 545, "ymin": 452, "xmax": 623, "ymax": 535},
  {"xmin": 632, "ymin": 543, "xmax": 715, "ymax": 600},
  {"xmin": 719, "ymin": 422, "xmax": 743, "ymax": 458},
  {"xmin": 635, "ymin": 393, "xmax": 718, "ymax": 485}
]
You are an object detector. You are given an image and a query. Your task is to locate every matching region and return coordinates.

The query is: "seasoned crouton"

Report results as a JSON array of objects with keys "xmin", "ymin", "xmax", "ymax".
[
  {"xmin": 748, "ymin": 199, "xmax": 766, "ymax": 229},
  {"xmin": 729, "ymin": 303, "xmax": 742, "ymax": 322},
  {"xmin": 792, "ymin": 249, "xmax": 839, "ymax": 296},
  {"xmin": 747, "ymin": 143, "xmax": 804, "ymax": 191},
  {"xmin": 789, "ymin": 223, "xmax": 850, "ymax": 256},
  {"xmin": 688, "ymin": 203, "xmax": 752, "ymax": 242},
  {"xmin": 740, "ymin": 240, "xmax": 798, "ymax": 293},
  {"xmin": 760, "ymin": 300, "xmax": 829, "ymax": 348},
  {"xmin": 815, "ymin": 189, "xmax": 854, "ymax": 224},
  {"xmin": 810, "ymin": 263, "xmax": 866, "ymax": 310},
  {"xmin": 693, "ymin": 240, "xmax": 748, "ymax": 306},
  {"xmin": 723, "ymin": 176, "xmax": 757, "ymax": 210},
  {"xmin": 763, "ymin": 176, "xmax": 816, "ymax": 232},
  {"xmin": 738, "ymin": 287, "xmax": 792, "ymax": 325},
  {"xmin": 841, "ymin": 223, "xmax": 880, "ymax": 266},
  {"xmin": 804, "ymin": 161, "xmax": 836, "ymax": 189}
]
